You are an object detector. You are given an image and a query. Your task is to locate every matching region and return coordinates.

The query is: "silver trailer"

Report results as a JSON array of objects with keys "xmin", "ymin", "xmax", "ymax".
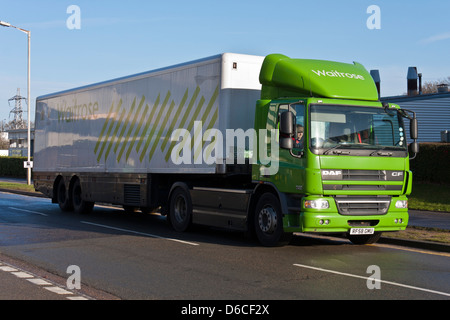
[{"xmin": 34, "ymin": 53, "xmax": 264, "ymax": 225}]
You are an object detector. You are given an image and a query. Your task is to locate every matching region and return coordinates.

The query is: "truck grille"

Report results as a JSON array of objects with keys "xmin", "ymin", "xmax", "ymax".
[
  {"xmin": 322, "ymin": 169, "xmax": 405, "ymax": 181},
  {"xmin": 323, "ymin": 184, "xmax": 402, "ymax": 191},
  {"xmin": 322, "ymin": 169, "xmax": 405, "ymax": 192},
  {"xmin": 335, "ymin": 196, "xmax": 391, "ymax": 216}
]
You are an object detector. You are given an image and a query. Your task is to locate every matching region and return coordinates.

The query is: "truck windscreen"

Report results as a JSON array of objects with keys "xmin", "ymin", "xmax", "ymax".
[{"xmin": 309, "ymin": 104, "xmax": 408, "ymax": 157}]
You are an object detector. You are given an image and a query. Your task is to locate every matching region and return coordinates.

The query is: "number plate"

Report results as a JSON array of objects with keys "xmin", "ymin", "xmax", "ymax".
[{"xmin": 350, "ymin": 228, "xmax": 375, "ymax": 235}]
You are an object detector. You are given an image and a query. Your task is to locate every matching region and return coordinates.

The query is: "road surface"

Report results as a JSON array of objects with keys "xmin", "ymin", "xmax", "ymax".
[{"xmin": 0, "ymin": 191, "xmax": 449, "ymax": 306}]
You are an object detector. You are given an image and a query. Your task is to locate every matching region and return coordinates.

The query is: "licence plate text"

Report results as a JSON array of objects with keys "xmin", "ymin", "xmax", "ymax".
[{"xmin": 350, "ymin": 228, "xmax": 375, "ymax": 235}]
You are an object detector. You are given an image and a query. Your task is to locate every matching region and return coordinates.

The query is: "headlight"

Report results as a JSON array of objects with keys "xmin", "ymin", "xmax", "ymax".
[
  {"xmin": 304, "ymin": 200, "xmax": 330, "ymax": 209},
  {"xmin": 395, "ymin": 200, "xmax": 408, "ymax": 209}
]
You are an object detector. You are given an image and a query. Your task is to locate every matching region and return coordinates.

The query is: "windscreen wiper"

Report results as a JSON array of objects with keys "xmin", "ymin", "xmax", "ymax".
[
  {"xmin": 323, "ymin": 144, "xmax": 350, "ymax": 155},
  {"xmin": 370, "ymin": 147, "xmax": 393, "ymax": 157}
]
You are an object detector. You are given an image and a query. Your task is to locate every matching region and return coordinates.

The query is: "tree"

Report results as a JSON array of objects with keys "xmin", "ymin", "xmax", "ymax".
[
  {"xmin": 422, "ymin": 77, "xmax": 450, "ymax": 94},
  {"xmin": 0, "ymin": 134, "xmax": 8, "ymax": 150}
]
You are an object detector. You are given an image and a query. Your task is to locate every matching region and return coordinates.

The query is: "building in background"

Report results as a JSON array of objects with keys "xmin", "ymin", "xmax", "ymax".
[
  {"xmin": 372, "ymin": 67, "xmax": 450, "ymax": 143},
  {"xmin": 7, "ymin": 128, "xmax": 34, "ymax": 157}
]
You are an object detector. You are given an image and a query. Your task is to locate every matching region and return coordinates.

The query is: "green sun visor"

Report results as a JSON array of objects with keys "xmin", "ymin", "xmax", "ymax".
[{"xmin": 260, "ymin": 54, "xmax": 379, "ymax": 101}]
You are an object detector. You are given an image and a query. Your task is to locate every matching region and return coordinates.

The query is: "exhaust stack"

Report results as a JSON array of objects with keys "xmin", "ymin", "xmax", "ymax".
[{"xmin": 407, "ymin": 67, "xmax": 418, "ymax": 96}]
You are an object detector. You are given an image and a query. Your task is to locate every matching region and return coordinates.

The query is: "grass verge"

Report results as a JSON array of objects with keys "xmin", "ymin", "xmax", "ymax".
[
  {"xmin": 408, "ymin": 183, "xmax": 450, "ymax": 212},
  {"xmin": 383, "ymin": 226, "xmax": 450, "ymax": 244},
  {"xmin": 0, "ymin": 182, "xmax": 38, "ymax": 193}
]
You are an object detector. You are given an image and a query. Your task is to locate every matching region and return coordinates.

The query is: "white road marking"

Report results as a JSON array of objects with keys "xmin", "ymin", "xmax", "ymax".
[
  {"xmin": 0, "ymin": 266, "xmax": 18, "ymax": 272},
  {"xmin": 8, "ymin": 207, "xmax": 48, "ymax": 217},
  {"xmin": 44, "ymin": 286, "xmax": 73, "ymax": 295},
  {"xmin": 67, "ymin": 296, "xmax": 89, "ymax": 300},
  {"xmin": 12, "ymin": 271, "xmax": 34, "ymax": 279},
  {"xmin": 293, "ymin": 263, "xmax": 450, "ymax": 298},
  {"xmin": 81, "ymin": 221, "xmax": 199, "ymax": 246},
  {"xmin": 0, "ymin": 260, "xmax": 92, "ymax": 300},
  {"xmin": 27, "ymin": 278, "xmax": 52, "ymax": 286}
]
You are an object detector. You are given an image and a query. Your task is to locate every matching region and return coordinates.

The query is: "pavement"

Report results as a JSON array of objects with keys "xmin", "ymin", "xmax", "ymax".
[{"xmin": 0, "ymin": 177, "xmax": 449, "ymax": 252}]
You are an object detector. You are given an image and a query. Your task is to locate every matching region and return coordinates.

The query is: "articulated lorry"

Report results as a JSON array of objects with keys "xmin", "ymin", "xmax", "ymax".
[{"xmin": 34, "ymin": 53, "xmax": 419, "ymax": 246}]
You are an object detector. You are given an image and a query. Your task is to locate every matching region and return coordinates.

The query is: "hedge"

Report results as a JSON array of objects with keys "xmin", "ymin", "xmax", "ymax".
[
  {"xmin": 0, "ymin": 157, "xmax": 32, "ymax": 178},
  {"xmin": 410, "ymin": 143, "xmax": 450, "ymax": 184}
]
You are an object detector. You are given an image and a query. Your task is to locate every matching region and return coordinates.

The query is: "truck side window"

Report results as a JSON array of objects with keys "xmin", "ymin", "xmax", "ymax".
[{"xmin": 277, "ymin": 103, "xmax": 305, "ymax": 151}]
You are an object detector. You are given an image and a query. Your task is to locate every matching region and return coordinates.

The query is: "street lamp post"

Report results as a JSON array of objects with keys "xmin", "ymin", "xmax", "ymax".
[{"xmin": 0, "ymin": 20, "xmax": 32, "ymax": 186}]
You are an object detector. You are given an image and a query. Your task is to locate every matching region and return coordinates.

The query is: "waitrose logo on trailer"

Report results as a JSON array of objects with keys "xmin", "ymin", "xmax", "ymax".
[{"xmin": 311, "ymin": 69, "xmax": 365, "ymax": 80}]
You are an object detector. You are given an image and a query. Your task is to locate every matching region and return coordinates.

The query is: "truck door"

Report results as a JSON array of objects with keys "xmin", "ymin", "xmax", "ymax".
[{"xmin": 275, "ymin": 101, "xmax": 306, "ymax": 194}]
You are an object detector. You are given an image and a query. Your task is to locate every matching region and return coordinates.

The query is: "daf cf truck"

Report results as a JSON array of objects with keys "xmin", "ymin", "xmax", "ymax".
[{"xmin": 34, "ymin": 53, "xmax": 419, "ymax": 246}]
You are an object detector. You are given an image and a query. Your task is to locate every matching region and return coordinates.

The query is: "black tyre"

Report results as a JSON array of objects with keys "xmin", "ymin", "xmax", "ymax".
[
  {"xmin": 348, "ymin": 232, "xmax": 382, "ymax": 245},
  {"xmin": 57, "ymin": 178, "xmax": 73, "ymax": 212},
  {"xmin": 72, "ymin": 179, "xmax": 94, "ymax": 214},
  {"xmin": 254, "ymin": 193, "xmax": 292, "ymax": 247},
  {"xmin": 169, "ymin": 187, "xmax": 192, "ymax": 232}
]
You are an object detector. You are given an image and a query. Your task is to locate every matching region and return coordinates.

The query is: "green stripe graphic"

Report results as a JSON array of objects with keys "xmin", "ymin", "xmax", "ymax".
[
  {"xmin": 139, "ymin": 91, "xmax": 171, "ymax": 162},
  {"xmin": 105, "ymin": 101, "xmax": 125, "ymax": 161},
  {"xmin": 93, "ymin": 84, "xmax": 220, "ymax": 165},
  {"xmin": 114, "ymin": 99, "xmax": 136, "ymax": 154},
  {"xmin": 117, "ymin": 97, "xmax": 138, "ymax": 163},
  {"xmin": 148, "ymin": 100, "xmax": 176, "ymax": 162},
  {"xmin": 94, "ymin": 102, "xmax": 115, "ymax": 155},
  {"xmin": 164, "ymin": 86, "xmax": 201, "ymax": 162},
  {"xmin": 125, "ymin": 96, "xmax": 147, "ymax": 161},
  {"xmin": 193, "ymin": 85, "xmax": 219, "ymax": 160},
  {"xmin": 136, "ymin": 94, "xmax": 160, "ymax": 154},
  {"xmin": 160, "ymin": 89, "xmax": 189, "ymax": 152},
  {"xmin": 97, "ymin": 101, "xmax": 123, "ymax": 162}
]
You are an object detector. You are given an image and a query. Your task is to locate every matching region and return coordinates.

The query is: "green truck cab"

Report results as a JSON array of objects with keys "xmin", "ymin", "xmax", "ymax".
[{"xmin": 252, "ymin": 54, "xmax": 418, "ymax": 246}]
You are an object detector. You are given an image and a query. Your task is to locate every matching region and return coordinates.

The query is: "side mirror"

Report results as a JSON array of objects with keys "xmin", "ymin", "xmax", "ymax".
[
  {"xmin": 410, "ymin": 116, "xmax": 419, "ymax": 159},
  {"xmin": 411, "ymin": 141, "xmax": 419, "ymax": 154},
  {"xmin": 410, "ymin": 118, "xmax": 418, "ymax": 140},
  {"xmin": 280, "ymin": 111, "xmax": 294, "ymax": 150}
]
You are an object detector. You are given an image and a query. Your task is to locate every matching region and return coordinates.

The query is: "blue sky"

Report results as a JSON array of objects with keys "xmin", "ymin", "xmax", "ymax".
[{"xmin": 1, "ymin": 0, "xmax": 449, "ymax": 124}]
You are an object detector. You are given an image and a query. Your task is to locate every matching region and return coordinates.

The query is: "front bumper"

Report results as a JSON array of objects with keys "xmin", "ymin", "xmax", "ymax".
[{"xmin": 283, "ymin": 195, "xmax": 409, "ymax": 233}]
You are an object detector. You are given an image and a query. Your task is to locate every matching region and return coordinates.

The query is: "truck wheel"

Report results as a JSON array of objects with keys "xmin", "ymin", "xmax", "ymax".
[
  {"xmin": 348, "ymin": 232, "xmax": 382, "ymax": 245},
  {"xmin": 169, "ymin": 187, "xmax": 192, "ymax": 232},
  {"xmin": 72, "ymin": 179, "xmax": 94, "ymax": 214},
  {"xmin": 57, "ymin": 179, "xmax": 73, "ymax": 212},
  {"xmin": 254, "ymin": 193, "xmax": 291, "ymax": 247}
]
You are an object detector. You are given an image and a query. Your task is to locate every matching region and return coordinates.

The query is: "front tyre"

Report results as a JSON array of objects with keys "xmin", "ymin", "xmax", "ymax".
[{"xmin": 254, "ymin": 193, "xmax": 292, "ymax": 247}]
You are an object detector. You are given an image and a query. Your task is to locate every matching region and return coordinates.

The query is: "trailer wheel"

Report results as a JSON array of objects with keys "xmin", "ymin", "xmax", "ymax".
[
  {"xmin": 169, "ymin": 187, "xmax": 192, "ymax": 232},
  {"xmin": 254, "ymin": 193, "xmax": 291, "ymax": 247},
  {"xmin": 57, "ymin": 179, "xmax": 73, "ymax": 212},
  {"xmin": 72, "ymin": 179, "xmax": 94, "ymax": 214},
  {"xmin": 348, "ymin": 232, "xmax": 382, "ymax": 245}
]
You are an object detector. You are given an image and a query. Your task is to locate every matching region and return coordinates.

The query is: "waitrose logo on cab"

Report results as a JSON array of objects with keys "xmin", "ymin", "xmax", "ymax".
[{"xmin": 312, "ymin": 69, "xmax": 365, "ymax": 80}]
